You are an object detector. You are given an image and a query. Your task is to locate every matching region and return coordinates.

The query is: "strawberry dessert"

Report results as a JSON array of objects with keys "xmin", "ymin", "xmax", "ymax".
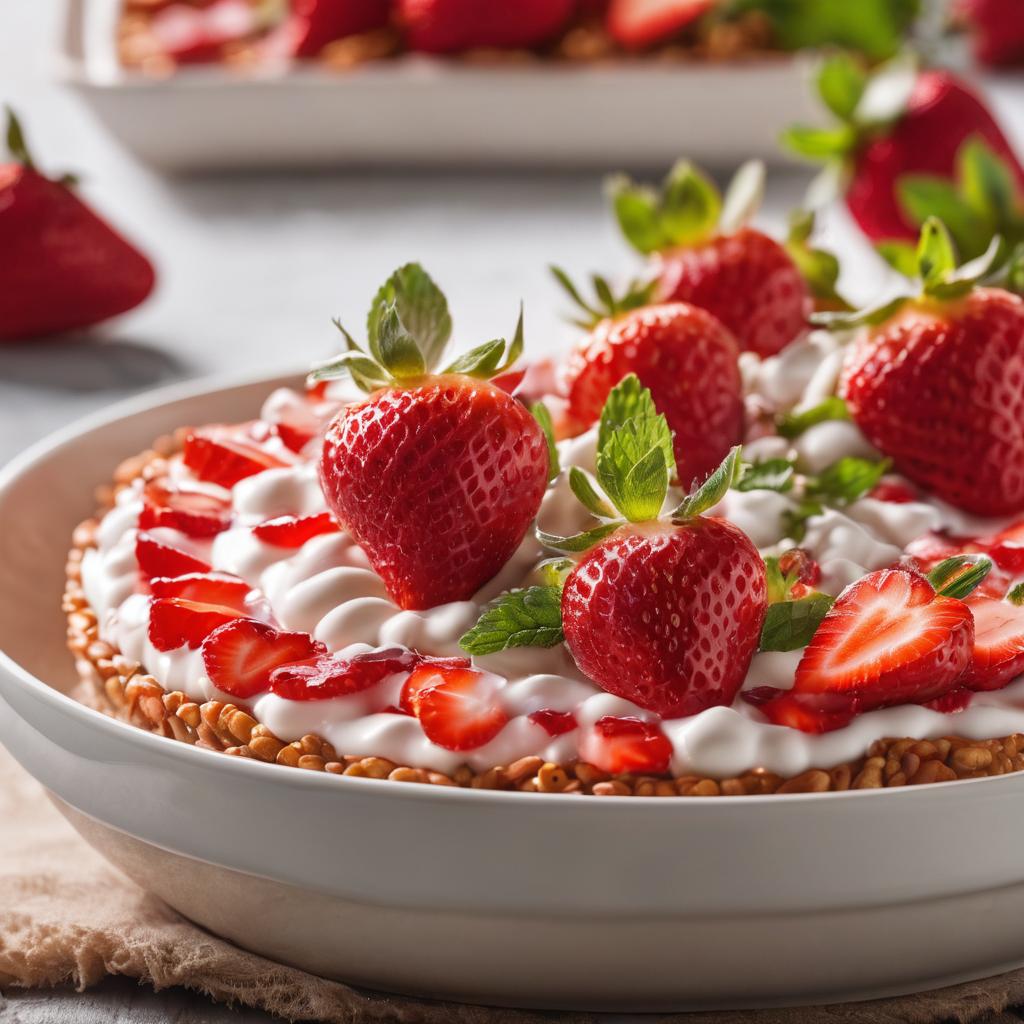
[{"xmin": 66, "ymin": 200, "xmax": 1024, "ymax": 795}]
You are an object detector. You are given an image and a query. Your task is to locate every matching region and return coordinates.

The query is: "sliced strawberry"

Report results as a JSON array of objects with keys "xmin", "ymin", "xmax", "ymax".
[
  {"xmin": 743, "ymin": 687, "xmax": 855, "ymax": 734},
  {"xmin": 578, "ymin": 716, "xmax": 673, "ymax": 775},
  {"xmin": 136, "ymin": 532, "xmax": 211, "ymax": 580},
  {"xmin": 253, "ymin": 512, "xmax": 338, "ymax": 548},
  {"xmin": 528, "ymin": 709, "xmax": 578, "ymax": 737},
  {"xmin": 306, "ymin": 379, "xmax": 330, "ymax": 402},
  {"xmin": 980, "ymin": 519, "xmax": 1024, "ymax": 574},
  {"xmin": 869, "ymin": 479, "xmax": 919, "ymax": 504},
  {"xmin": 270, "ymin": 647, "xmax": 419, "ymax": 701},
  {"xmin": 763, "ymin": 568, "xmax": 975, "ymax": 733},
  {"xmin": 183, "ymin": 427, "xmax": 286, "ymax": 488},
  {"xmin": 406, "ymin": 665, "xmax": 508, "ymax": 752},
  {"xmin": 149, "ymin": 572, "xmax": 253, "ymax": 611},
  {"xmin": 921, "ymin": 686, "xmax": 974, "ymax": 713},
  {"xmin": 397, "ymin": 656, "xmax": 473, "ymax": 713},
  {"xmin": 903, "ymin": 533, "xmax": 1010, "ymax": 600},
  {"xmin": 607, "ymin": 0, "xmax": 715, "ymax": 49},
  {"xmin": 149, "ymin": 597, "xmax": 244, "ymax": 652},
  {"xmin": 149, "ymin": 0, "xmax": 258, "ymax": 64},
  {"xmin": 139, "ymin": 478, "xmax": 232, "ymax": 538},
  {"xmin": 276, "ymin": 419, "xmax": 317, "ymax": 454},
  {"xmin": 960, "ymin": 596, "xmax": 1024, "ymax": 692},
  {"xmin": 201, "ymin": 619, "xmax": 326, "ymax": 700}
]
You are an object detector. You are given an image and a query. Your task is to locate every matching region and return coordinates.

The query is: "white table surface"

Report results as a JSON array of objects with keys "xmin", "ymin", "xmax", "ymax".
[{"xmin": 3, "ymin": 1, "xmax": 1024, "ymax": 1019}]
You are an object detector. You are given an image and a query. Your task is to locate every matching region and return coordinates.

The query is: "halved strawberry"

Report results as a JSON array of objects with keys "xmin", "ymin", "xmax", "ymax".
[
  {"xmin": 139, "ymin": 478, "xmax": 232, "ymax": 537},
  {"xmin": 607, "ymin": 0, "xmax": 715, "ymax": 48},
  {"xmin": 753, "ymin": 568, "xmax": 974, "ymax": 732},
  {"xmin": 149, "ymin": 597, "xmax": 244, "ymax": 652},
  {"xmin": 201, "ymin": 619, "xmax": 326, "ymax": 700},
  {"xmin": 405, "ymin": 665, "xmax": 508, "ymax": 752},
  {"xmin": 183, "ymin": 427, "xmax": 287, "ymax": 488},
  {"xmin": 136, "ymin": 532, "xmax": 211, "ymax": 580},
  {"xmin": 270, "ymin": 647, "xmax": 419, "ymax": 701},
  {"xmin": 528, "ymin": 709, "xmax": 578, "ymax": 737},
  {"xmin": 253, "ymin": 512, "xmax": 338, "ymax": 548},
  {"xmin": 578, "ymin": 716, "xmax": 673, "ymax": 775},
  {"xmin": 960, "ymin": 596, "xmax": 1024, "ymax": 692},
  {"xmin": 149, "ymin": 571, "xmax": 253, "ymax": 611}
]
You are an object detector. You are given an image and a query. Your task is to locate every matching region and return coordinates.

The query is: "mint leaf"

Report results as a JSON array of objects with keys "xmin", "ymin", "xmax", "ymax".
[
  {"xmin": 459, "ymin": 586, "xmax": 564, "ymax": 655},
  {"xmin": 569, "ymin": 467, "xmax": 616, "ymax": 518},
  {"xmin": 368, "ymin": 264, "xmax": 451, "ymax": 373},
  {"xmin": 1008, "ymin": 582, "xmax": 1024, "ymax": 606},
  {"xmin": 759, "ymin": 593, "xmax": 835, "ymax": 652},
  {"xmin": 736, "ymin": 458, "xmax": 796, "ymax": 493},
  {"xmin": 537, "ymin": 521, "xmax": 623, "ymax": 553},
  {"xmin": 807, "ymin": 456, "xmax": 891, "ymax": 506},
  {"xmin": 777, "ymin": 396, "xmax": 849, "ymax": 438},
  {"xmin": 5, "ymin": 106, "xmax": 34, "ymax": 168},
  {"xmin": 673, "ymin": 446, "xmax": 742, "ymax": 519},
  {"xmin": 531, "ymin": 402, "xmax": 560, "ymax": 483},
  {"xmin": 928, "ymin": 555, "xmax": 993, "ymax": 600},
  {"xmin": 597, "ymin": 374, "xmax": 672, "ymax": 465}
]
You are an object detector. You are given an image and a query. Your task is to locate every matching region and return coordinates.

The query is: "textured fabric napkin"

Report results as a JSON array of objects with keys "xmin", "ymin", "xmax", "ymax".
[{"xmin": 0, "ymin": 744, "xmax": 1020, "ymax": 1024}]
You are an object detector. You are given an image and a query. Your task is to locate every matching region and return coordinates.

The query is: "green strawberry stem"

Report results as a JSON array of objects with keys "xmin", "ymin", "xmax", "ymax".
[{"xmin": 549, "ymin": 266, "xmax": 655, "ymax": 330}]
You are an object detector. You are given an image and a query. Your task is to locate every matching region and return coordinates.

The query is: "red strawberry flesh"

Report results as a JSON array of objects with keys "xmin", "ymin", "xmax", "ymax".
[
  {"xmin": 960, "ymin": 596, "xmax": 1024, "ymax": 692},
  {"xmin": 149, "ymin": 597, "xmax": 244, "ymax": 652},
  {"xmin": 253, "ymin": 512, "xmax": 338, "ymax": 548},
  {"xmin": 578, "ymin": 716, "xmax": 673, "ymax": 775},
  {"xmin": 407, "ymin": 665, "xmax": 509, "ymax": 752},
  {"xmin": 136, "ymin": 532, "xmax": 211, "ymax": 580}
]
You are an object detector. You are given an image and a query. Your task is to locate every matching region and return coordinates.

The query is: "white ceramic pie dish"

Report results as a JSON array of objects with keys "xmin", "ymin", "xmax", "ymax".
[
  {"xmin": 57, "ymin": 0, "xmax": 819, "ymax": 171},
  {"xmin": 3, "ymin": 369, "xmax": 1024, "ymax": 1011}
]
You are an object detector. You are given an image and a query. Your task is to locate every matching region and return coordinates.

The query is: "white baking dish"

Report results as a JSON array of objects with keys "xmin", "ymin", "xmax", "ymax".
[
  {"xmin": 3, "ymin": 370, "xmax": 1024, "ymax": 1011},
  {"xmin": 57, "ymin": 0, "xmax": 819, "ymax": 171}
]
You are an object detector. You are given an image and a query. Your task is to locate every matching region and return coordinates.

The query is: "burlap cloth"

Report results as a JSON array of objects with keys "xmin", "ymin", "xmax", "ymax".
[{"xmin": 1, "ymin": 746, "xmax": 1022, "ymax": 1024}]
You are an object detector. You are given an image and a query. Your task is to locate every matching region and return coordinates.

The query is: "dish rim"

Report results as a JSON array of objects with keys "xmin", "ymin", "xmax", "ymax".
[{"xmin": 2, "ymin": 364, "xmax": 1018, "ymax": 808}]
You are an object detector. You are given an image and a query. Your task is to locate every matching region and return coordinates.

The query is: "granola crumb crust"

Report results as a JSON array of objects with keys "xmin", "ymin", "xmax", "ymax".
[{"xmin": 63, "ymin": 437, "xmax": 1024, "ymax": 796}]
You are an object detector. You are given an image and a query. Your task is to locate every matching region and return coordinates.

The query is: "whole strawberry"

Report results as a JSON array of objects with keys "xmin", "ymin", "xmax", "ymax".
[
  {"xmin": 0, "ymin": 109, "xmax": 155, "ymax": 341},
  {"xmin": 552, "ymin": 272, "xmax": 743, "ymax": 488},
  {"xmin": 955, "ymin": 0, "xmax": 1024, "ymax": 67},
  {"xmin": 397, "ymin": 0, "xmax": 574, "ymax": 53},
  {"xmin": 458, "ymin": 377, "xmax": 766, "ymax": 719},
  {"xmin": 785, "ymin": 56, "xmax": 1024, "ymax": 244},
  {"xmin": 831, "ymin": 218, "xmax": 1024, "ymax": 517},
  {"xmin": 316, "ymin": 264, "xmax": 549, "ymax": 610},
  {"xmin": 608, "ymin": 160, "xmax": 810, "ymax": 357}
]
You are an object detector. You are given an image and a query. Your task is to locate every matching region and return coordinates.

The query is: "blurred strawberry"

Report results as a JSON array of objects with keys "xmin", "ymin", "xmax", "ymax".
[
  {"xmin": 954, "ymin": 0, "xmax": 1024, "ymax": 67},
  {"xmin": 784, "ymin": 56, "xmax": 1024, "ymax": 244},
  {"xmin": 282, "ymin": 0, "xmax": 390, "ymax": 58},
  {"xmin": 397, "ymin": 0, "xmax": 575, "ymax": 52},
  {"xmin": 148, "ymin": 0, "xmax": 273, "ymax": 63},
  {"xmin": 0, "ymin": 109, "xmax": 154, "ymax": 341},
  {"xmin": 606, "ymin": 0, "xmax": 714, "ymax": 49}
]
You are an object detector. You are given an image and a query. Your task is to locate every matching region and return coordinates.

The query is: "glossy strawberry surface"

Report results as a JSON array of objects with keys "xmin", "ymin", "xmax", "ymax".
[
  {"xmin": 578, "ymin": 716, "xmax": 673, "ymax": 775},
  {"xmin": 149, "ymin": 597, "xmax": 244, "ymax": 652},
  {"xmin": 253, "ymin": 512, "xmax": 338, "ymax": 548},
  {"xmin": 183, "ymin": 427, "xmax": 287, "ymax": 488},
  {"xmin": 0, "ymin": 167, "xmax": 155, "ymax": 341},
  {"xmin": 562, "ymin": 518, "xmax": 767, "ymax": 718},
  {"xmin": 841, "ymin": 290, "xmax": 1024, "ymax": 516},
  {"xmin": 136, "ymin": 532, "xmax": 211, "ymax": 579},
  {"xmin": 403, "ymin": 664, "xmax": 508, "ymax": 752},
  {"xmin": 319, "ymin": 375, "xmax": 548, "ymax": 610},
  {"xmin": 846, "ymin": 71, "xmax": 1024, "ymax": 242},
  {"xmin": 398, "ymin": 0, "xmax": 574, "ymax": 52},
  {"xmin": 960, "ymin": 596, "xmax": 1024, "ymax": 692},
  {"xmin": 139, "ymin": 479, "xmax": 232, "ymax": 537},
  {"xmin": 562, "ymin": 303, "xmax": 743, "ymax": 488},
  {"xmin": 654, "ymin": 228, "xmax": 810, "ymax": 358}
]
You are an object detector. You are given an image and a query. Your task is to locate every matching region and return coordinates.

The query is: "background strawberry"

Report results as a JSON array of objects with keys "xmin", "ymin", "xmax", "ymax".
[
  {"xmin": 316, "ymin": 264, "xmax": 549, "ymax": 610},
  {"xmin": 606, "ymin": 0, "xmax": 714, "ymax": 49},
  {"xmin": 608, "ymin": 159, "xmax": 809, "ymax": 356},
  {"xmin": 282, "ymin": 0, "xmax": 390, "ymax": 58},
  {"xmin": 0, "ymin": 109, "xmax": 154, "ymax": 341},
  {"xmin": 397, "ymin": 0, "xmax": 574, "ymax": 53},
  {"xmin": 553, "ymin": 277, "xmax": 743, "ymax": 488},
  {"xmin": 955, "ymin": 0, "xmax": 1024, "ymax": 67},
  {"xmin": 833, "ymin": 219, "xmax": 1024, "ymax": 516},
  {"xmin": 785, "ymin": 57, "xmax": 1024, "ymax": 244}
]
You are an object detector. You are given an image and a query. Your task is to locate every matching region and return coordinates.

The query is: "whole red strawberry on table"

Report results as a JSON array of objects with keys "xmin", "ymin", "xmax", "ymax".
[{"xmin": 0, "ymin": 109, "xmax": 155, "ymax": 341}]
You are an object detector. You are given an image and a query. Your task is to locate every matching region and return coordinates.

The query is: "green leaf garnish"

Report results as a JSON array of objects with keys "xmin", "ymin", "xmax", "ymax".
[
  {"xmin": 673, "ymin": 446, "xmax": 742, "ymax": 520},
  {"xmin": 806, "ymin": 456, "xmax": 891, "ymax": 506},
  {"xmin": 537, "ymin": 521, "xmax": 623, "ymax": 553},
  {"xmin": 759, "ymin": 593, "xmax": 835, "ymax": 652},
  {"xmin": 569, "ymin": 467, "xmax": 617, "ymax": 519},
  {"xmin": 1008, "ymin": 582, "xmax": 1024, "ymax": 607},
  {"xmin": 777, "ymin": 396, "xmax": 849, "ymax": 439},
  {"xmin": 816, "ymin": 51, "xmax": 868, "ymax": 120},
  {"xmin": 368, "ymin": 263, "xmax": 451, "ymax": 374},
  {"xmin": 736, "ymin": 458, "xmax": 796, "ymax": 494},
  {"xmin": 530, "ymin": 402, "xmax": 560, "ymax": 484},
  {"xmin": 927, "ymin": 555, "xmax": 993, "ymax": 600},
  {"xmin": 458, "ymin": 586, "xmax": 564, "ymax": 655},
  {"xmin": 781, "ymin": 500, "xmax": 824, "ymax": 543}
]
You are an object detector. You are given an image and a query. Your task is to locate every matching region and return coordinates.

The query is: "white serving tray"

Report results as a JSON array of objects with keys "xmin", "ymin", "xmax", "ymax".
[{"xmin": 58, "ymin": 0, "xmax": 820, "ymax": 171}]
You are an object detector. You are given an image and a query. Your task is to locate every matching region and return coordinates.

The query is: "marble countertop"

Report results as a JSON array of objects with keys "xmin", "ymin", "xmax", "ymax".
[{"xmin": 3, "ymin": 2, "xmax": 1024, "ymax": 1020}]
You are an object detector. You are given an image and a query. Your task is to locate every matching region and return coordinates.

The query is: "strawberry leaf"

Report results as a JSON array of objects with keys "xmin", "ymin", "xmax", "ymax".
[
  {"xmin": 853, "ymin": 53, "xmax": 917, "ymax": 126},
  {"xmin": 898, "ymin": 178, "xmax": 987, "ymax": 262},
  {"xmin": 876, "ymin": 241, "xmax": 919, "ymax": 278},
  {"xmin": 537, "ymin": 521, "xmax": 623, "ymax": 553},
  {"xmin": 816, "ymin": 52, "xmax": 868, "ymax": 121},
  {"xmin": 736, "ymin": 458, "xmax": 796, "ymax": 493},
  {"xmin": 759, "ymin": 593, "xmax": 835, "ymax": 652},
  {"xmin": 785, "ymin": 210, "xmax": 849, "ymax": 307},
  {"xmin": 597, "ymin": 374, "xmax": 673, "ymax": 466},
  {"xmin": 607, "ymin": 177, "xmax": 665, "ymax": 255},
  {"xmin": 1008, "ymin": 582, "xmax": 1024, "ymax": 607},
  {"xmin": 367, "ymin": 263, "xmax": 451, "ymax": 373},
  {"xmin": 308, "ymin": 351, "xmax": 391, "ymax": 392},
  {"xmin": 807, "ymin": 456, "xmax": 891, "ymax": 505},
  {"xmin": 373, "ymin": 303, "xmax": 426, "ymax": 379},
  {"xmin": 959, "ymin": 138, "xmax": 1018, "ymax": 224},
  {"xmin": 660, "ymin": 160, "xmax": 722, "ymax": 246},
  {"xmin": 569, "ymin": 467, "xmax": 616, "ymax": 519},
  {"xmin": 777, "ymin": 396, "xmax": 849, "ymax": 438},
  {"xmin": 928, "ymin": 555, "xmax": 993, "ymax": 600},
  {"xmin": 444, "ymin": 338, "xmax": 505, "ymax": 378},
  {"xmin": 764, "ymin": 556, "xmax": 793, "ymax": 603},
  {"xmin": 458, "ymin": 586, "xmax": 564, "ymax": 655},
  {"xmin": 673, "ymin": 446, "xmax": 742, "ymax": 519},
  {"xmin": 720, "ymin": 160, "xmax": 765, "ymax": 234},
  {"xmin": 5, "ymin": 106, "xmax": 34, "ymax": 169},
  {"xmin": 531, "ymin": 402, "xmax": 561, "ymax": 483},
  {"xmin": 780, "ymin": 124, "xmax": 856, "ymax": 161},
  {"xmin": 917, "ymin": 217, "xmax": 958, "ymax": 292}
]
